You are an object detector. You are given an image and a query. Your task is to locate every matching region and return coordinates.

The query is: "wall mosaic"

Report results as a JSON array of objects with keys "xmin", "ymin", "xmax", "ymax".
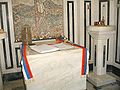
[{"xmin": 12, "ymin": 0, "xmax": 63, "ymax": 42}]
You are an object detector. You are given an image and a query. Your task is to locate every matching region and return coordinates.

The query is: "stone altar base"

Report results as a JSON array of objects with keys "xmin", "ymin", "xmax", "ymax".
[{"xmin": 87, "ymin": 72, "xmax": 116, "ymax": 89}]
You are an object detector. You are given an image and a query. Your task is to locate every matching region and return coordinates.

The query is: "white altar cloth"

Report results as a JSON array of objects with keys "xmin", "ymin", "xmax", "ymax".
[{"xmin": 22, "ymin": 44, "xmax": 89, "ymax": 90}]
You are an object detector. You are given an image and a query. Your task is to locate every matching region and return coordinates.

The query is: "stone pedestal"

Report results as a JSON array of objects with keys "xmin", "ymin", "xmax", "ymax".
[
  {"xmin": 87, "ymin": 72, "xmax": 116, "ymax": 88},
  {"xmin": 87, "ymin": 25, "xmax": 116, "ymax": 88},
  {"xmin": 0, "ymin": 31, "xmax": 6, "ymax": 90}
]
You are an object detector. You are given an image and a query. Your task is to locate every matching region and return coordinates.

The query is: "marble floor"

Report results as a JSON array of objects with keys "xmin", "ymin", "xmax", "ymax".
[
  {"xmin": 3, "ymin": 73, "xmax": 120, "ymax": 90},
  {"xmin": 3, "ymin": 80, "xmax": 120, "ymax": 90}
]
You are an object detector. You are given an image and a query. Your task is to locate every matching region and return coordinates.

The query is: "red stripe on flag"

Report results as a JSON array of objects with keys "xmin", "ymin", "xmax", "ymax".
[
  {"xmin": 23, "ymin": 44, "xmax": 33, "ymax": 78},
  {"xmin": 81, "ymin": 48, "xmax": 85, "ymax": 75}
]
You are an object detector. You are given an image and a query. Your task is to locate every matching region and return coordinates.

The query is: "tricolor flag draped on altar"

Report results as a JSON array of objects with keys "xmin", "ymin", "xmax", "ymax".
[
  {"xmin": 21, "ymin": 44, "xmax": 33, "ymax": 80},
  {"xmin": 71, "ymin": 43, "xmax": 89, "ymax": 75},
  {"xmin": 81, "ymin": 47, "xmax": 89, "ymax": 75}
]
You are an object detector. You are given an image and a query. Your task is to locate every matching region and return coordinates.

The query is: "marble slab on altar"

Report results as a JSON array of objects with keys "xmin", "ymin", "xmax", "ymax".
[{"xmin": 24, "ymin": 44, "xmax": 88, "ymax": 90}]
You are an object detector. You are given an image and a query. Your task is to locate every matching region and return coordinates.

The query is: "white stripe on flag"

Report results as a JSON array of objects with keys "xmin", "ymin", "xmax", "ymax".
[
  {"xmin": 21, "ymin": 60, "xmax": 28, "ymax": 80},
  {"xmin": 86, "ymin": 49, "xmax": 89, "ymax": 75}
]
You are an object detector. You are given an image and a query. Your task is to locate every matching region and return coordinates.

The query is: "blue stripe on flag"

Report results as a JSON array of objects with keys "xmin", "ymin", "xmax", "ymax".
[{"xmin": 84, "ymin": 48, "xmax": 87, "ymax": 75}]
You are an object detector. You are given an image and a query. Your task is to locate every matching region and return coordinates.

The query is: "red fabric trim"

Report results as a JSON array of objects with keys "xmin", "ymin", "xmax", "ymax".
[
  {"xmin": 81, "ymin": 48, "xmax": 85, "ymax": 75},
  {"xmin": 23, "ymin": 44, "xmax": 33, "ymax": 78}
]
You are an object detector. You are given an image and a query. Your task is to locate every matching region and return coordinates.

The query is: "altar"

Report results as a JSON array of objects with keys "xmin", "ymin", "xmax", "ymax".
[{"xmin": 21, "ymin": 41, "xmax": 89, "ymax": 90}]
